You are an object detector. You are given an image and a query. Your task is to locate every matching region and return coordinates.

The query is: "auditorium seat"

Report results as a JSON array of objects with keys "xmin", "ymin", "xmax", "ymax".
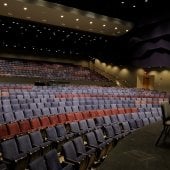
[
  {"xmin": 62, "ymin": 141, "xmax": 88, "ymax": 170},
  {"xmin": 48, "ymin": 114, "xmax": 60, "ymax": 126},
  {"xmin": 86, "ymin": 118, "xmax": 97, "ymax": 130},
  {"xmin": 78, "ymin": 120, "xmax": 92, "ymax": 133},
  {"xmin": 7, "ymin": 121, "xmax": 21, "ymax": 137},
  {"xmin": 24, "ymin": 109, "xmax": 34, "ymax": 118},
  {"xmin": 29, "ymin": 131, "xmax": 52, "ymax": 154},
  {"xmin": 28, "ymin": 157, "xmax": 47, "ymax": 170},
  {"xmin": 0, "ymin": 124, "xmax": 12, "ymax": 140},
  {"xmin": 69, "ymin": 121, "xmax": 84, "ymax": 136},
  {"xmin": 85, "ymin": 131, "xmax": 108, "ymax": 162},
  {"xmin": 0, "ymin": 114, "xmax": 5, "ymax": 124},
  {"xmin": 16, "ymin": 134, "xmax": 41, "ymax": 162},
  {"xmin": 3, "ymin": 112, "xmax": 15, "ymax": 123},
  {"xmin": 94, "ymin": 128, "xmax": 113, "ymax": 153},
  {"xmin": 44, "ymin": 149, "xmax": 74, "ymax": 170},
  {"xmin": 55, "ymin": 124, "xmax": 74, "ymax": 140},
  {"xmin": 19, "ymin": 119, "xmax": 33, "ymax": 133},
  {"xmin": 0, "ymin": 138, "xmax": 28, "ymax": 170},
  {"xmin": 73, "ymin": 136, "xmax": 96, "ymax": 169},
  {"xmin": 14, "ymin": 110, "xmax": 25, "ymax": 121}
]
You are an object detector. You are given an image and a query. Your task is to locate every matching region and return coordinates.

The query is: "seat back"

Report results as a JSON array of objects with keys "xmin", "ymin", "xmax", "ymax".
[
  {"xmin": 29, "ymin": 131, "xmax": 44, "ymax": 146},
  {"xmin": 1, "ymin": 138, "xmax": 20, "ymax": 160},
  {"xmin": 44, "ymin": 149, "xmax": 62, "ymax": 170},
  {"xmin": 73, "ymin": 136, "xmax": 86, "ymax": 154},
  {"xmin": 62, "ymin": 141, "xmax": 78, "ymax": 160},
  {"xmin": 55, "ymin": 124, "xmax": 67, "ymax": 137},
  {"xmin": 17, "ymin": 134, "xmax": 33, "ymax": 153},
  {"xmin": 29, "ymin": 157, "xmax": 47, "ymax": 170},
  {"xmin": 86, "ymin": 132, "xmax": 98, "ymax": 147},
  {"xmin": 46, "ymin": 127, "xmax": 58, "ymax": 140}
]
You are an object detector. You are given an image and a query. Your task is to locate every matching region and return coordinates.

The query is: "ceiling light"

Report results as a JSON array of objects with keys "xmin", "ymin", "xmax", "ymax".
[
  {"xmin": 145, "ymin": 0, "xmax": 148, "ymax": 2},
  {"xmin": 23, "ymin": 7, "xmax": 27, "ymax": 11},
  {"xmin": 114, "ymin": 27, "xmax": 118, "ymax": 30},
  {"xmin": 61, "ymin": 15, "xmax": 64, "ymax": 18},
  {"xmin": 103, "ymin": 24, "xmax": 106, "ymax": 27},
  {"xmin": 121, "ymin": 1, "xmax": 125, "ymax": 4},
  {"xmin": 3, "ymin": 3, "xmax": 7, "ymax": 6},
  {"xmin": 133, "ymin": 5, "xmax": 136, "ymax": 8},
  {"xmin": 90, "ymin": 21, "xmax": 93, "ymax": 24},
  {"xmin": 76, "ymin": 18, "xmax": 79, "ymax": 21},
  {"xmin": 126, "ymin": 29, "xmax": 129, "ymax": 32}
]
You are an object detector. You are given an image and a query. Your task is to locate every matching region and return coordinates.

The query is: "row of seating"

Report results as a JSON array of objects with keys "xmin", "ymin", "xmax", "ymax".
[
  {"xmin": 0, "ymin": 120, "xmax": 124, "ymax": 170},
  {"xmin": 0, "ymin": 107, "xmax": 162, "ymax": 141},
  {"xmin": 0, "ymin": 59, "xmax": 110, "ymax": 82},
  {"xmin": 0, "ymin": 83, "xmax": 167, "ymax": 96},
  {"xmin": 0, "ymin": 98, "xmax": 164, "ymax": 111}
]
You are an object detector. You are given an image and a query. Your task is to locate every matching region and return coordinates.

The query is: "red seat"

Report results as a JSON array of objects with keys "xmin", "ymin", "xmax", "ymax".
[
  {"xmin": 124, "ymin": 108, "xmax": 132, "ymax": 113},
  {"xmin": 7, "ymin": 122, "xmax": 21, "ymax": 137},
  {"xmin": 0, "ymin": 124, "xmax": 10, "ymax": 140},
  {"xmin": 39, "ymin": 116, "xmax": 51, "ymax": 128},
  {"xmin": 104, "ymin": 109, "xmax": 112, "ymax": 116},
  {"xmin": 111, "ymin": 109, "xmax": 119, "ymax": 114},
  {"xmin": 97, "ymin": 110, "xmax": 105, "ymax": 116},
  {"xmin": 82, "ymin": 111, "xmax": 91, "ymax": 119},
  {"xmin": 66, "ymin": 113, "xmax": 76, "ymax": 122},
  {"xmin": 118, "ymin": 108, "xmax": 125, "ymax": 114},
  {"xmin": 19, "ymin": 119, "xmax": 32, "ymax": 133},
  {"xmin": 131, "ymin": 108, "xmax": 138, "ymax": 113},
  {"xmin": 49, "ymin": 115, "xmax": 60, "ymax": 126},
  {"xmin": 30, "ymin": 118, "xmax": 42, "ymax": 130},
  {"xmin": 75, "ymin": 112, "xmax": 84, "ymax": 120},
  {"xmin": 58, "ymin": 114, "xmax": 67, "ymax": 123},
  {"xmin": 89, "ymin": 110, "xmax": 97, "ymax": 118}
]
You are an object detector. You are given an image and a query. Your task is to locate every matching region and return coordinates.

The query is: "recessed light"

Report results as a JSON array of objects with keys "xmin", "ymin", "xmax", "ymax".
[
  {"xmin": 133, "ymin": 5, "xmax": 136, "ymax": 8},
  {"xmin": 61, "ymin": 15, "xmax": 64, "ymax": 18},
  {"xmin": 76, "ymin": 18, "xmax": 79, "ymax": 21},
  {"xmin": 114, "ymin": 27, "xmax": 118, "ymax": 30},
  {"xmin": 103, "ymin": 24, "xmax": 106, "ymax": 27},
  {"xmin": 126, "ymin": 29, "xmax": 129, "ymax": 32},
  {"xmin": 90, "ymin": 21, "xmax": 93, "ymax": 24},
  {"xmin": 145, "ymin": 0, "xmax": 148, "ymax": 2},
  {"xmin": 3, "ymin": 3, "xmax": 7, "ymax": 6},
  {"xmin": 8, "ymin": 13, "xmax": 12, "ymax": 16},
  {"xmin": 23, "ymin": 7, "xmax": 27, "ymax": 11},
  {"xmin": 121, "ymin": 1, "xmax": 125, "ymax": 4}
]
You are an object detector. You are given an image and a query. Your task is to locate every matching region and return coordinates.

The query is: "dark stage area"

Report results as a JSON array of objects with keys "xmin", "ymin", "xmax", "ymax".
[{"xmin": 99, "ymin": 122, "xmax": 170, "ymax": 170}]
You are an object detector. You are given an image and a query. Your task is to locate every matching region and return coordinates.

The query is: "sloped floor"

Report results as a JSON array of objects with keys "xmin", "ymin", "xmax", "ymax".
[{"xmin": 99, "ymin": 122, "xmax": 170, "ymax": 170}]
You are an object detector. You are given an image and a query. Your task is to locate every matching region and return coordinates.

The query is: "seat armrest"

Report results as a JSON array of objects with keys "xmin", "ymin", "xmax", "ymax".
[{"xmin": 65, "ymin": 158, "xmax": 81, "ymax": 165}]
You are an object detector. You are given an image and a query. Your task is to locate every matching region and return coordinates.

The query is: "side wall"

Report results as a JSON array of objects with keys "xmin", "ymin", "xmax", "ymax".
[{"xmin": 93, "ymin": 59, "xmax": 170, "ymax": 92}]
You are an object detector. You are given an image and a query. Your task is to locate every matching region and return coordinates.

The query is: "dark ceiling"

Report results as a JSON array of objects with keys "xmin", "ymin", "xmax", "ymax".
[
  {"xmin": 44, "ymin": 0, "xmax": 169, "ymax": 23},
  {"xmin": 0, "ymin": 0, "xmax": 169, "ymax": 66}
]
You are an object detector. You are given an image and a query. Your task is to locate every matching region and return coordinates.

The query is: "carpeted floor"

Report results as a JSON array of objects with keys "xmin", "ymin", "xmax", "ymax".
[{"xmin": 98, "ymin": 122, "xmax": 170, "ymax": 170}]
